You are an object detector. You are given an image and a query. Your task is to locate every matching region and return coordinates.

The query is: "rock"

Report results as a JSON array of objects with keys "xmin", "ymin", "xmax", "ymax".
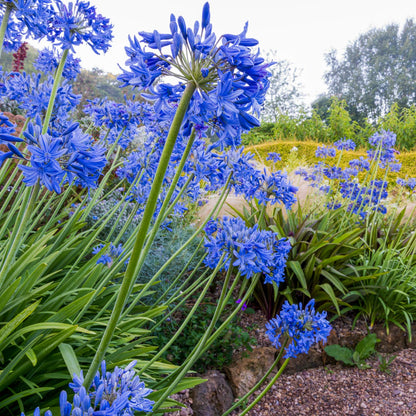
[
  {"xmin": 284, "ymin": 344, "xmax": 325, "ymax": 374},
  {"xmin": 190, "ymin": 370, "xmax": 233, "ymax": 416},
  {"xmin": 405, "ymin": 324, "xmax": 416, "ymax": 349},
  {"xmin": 225, "ymin": 347, "xmax": 276, "ymax": 397},
  {"xmin": 373, "ymin": 324, "xmax": 407, "ymax": 353}
]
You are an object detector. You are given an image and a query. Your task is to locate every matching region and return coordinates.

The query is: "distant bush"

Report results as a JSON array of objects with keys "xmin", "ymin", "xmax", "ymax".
[
  {"xmin": 245, "ymin": 99, "xmax": 416, "ymax": 151},
  {"xmin": 247, "ymin": 140, "xmax": 416, "ymax": 184}
]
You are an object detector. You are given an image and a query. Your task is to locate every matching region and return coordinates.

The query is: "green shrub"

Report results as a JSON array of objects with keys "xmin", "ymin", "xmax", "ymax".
[
  {"xmin": 153, "ymin": 301, "xmax": 257, "ymax": 373},
  {"xmin": 236, "ymin": 201, "xmax": 365, "ymax": 318},
  {"xmin": 247, "ymin": 140, "xmax": 416, "ymax": 185},
  {"xmin": 244, "ymin": 100, "xmax": 416, "ymax": 151}
]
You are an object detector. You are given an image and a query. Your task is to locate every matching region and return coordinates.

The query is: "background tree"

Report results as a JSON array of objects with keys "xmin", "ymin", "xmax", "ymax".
[
  {"xmin": 261, "ymin": 51, "xmax": 303, "ymax": 122},
  {"xmin": 325, "ymin": 19, "xmax": 416, "ymax": 122},
  {"xmin": 311, "ymin": 94, "xmax": 331, "ymax": 123}
]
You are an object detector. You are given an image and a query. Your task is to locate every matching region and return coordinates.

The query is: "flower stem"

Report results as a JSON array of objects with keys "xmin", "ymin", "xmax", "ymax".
[
  {"xmin": 151, "ymin": 254, "xmax": 235, "ymax": 411},
  {"xmin": 42, "ymin": 49, "xmax": 69, "ymax": 133},
  {"xmin": 83, "ymin": 82, "xmax": 196, "ymax": 389},
  {"xmin": 0, "ymin": 3, "xmax": 12, "ymax": 57},
  {"xmin": 222, "ymin": 338, "xmax": 289, "ymax": 416},
  {"xmin": 238, "ymin": 358, "xmax": 290, "ymax": 416}
]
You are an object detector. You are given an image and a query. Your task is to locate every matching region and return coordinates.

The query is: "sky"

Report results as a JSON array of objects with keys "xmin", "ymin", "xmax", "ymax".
[{"xmin": 69, "ymin": 0, "xmax": 416, "ymax": 106}]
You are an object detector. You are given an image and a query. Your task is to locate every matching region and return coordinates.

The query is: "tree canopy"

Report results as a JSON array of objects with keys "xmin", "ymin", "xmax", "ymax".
[
  {"xmin": 261, "ymin": 51, "xmax": 303, "ymax": 122},
  {"xmin": 324, "ymin": 19, "xmax": 416, "ymax": 122}
]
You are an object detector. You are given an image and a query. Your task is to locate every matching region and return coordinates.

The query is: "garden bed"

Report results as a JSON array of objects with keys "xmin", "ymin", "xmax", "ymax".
[
  {"xmin": 238, "ymin": 348, "xmax": 416, "ymax": 416},
  {"xmin": 179, "ymin": 309, "xmax": 416, "ymax": 416},
  {"xmin": 229, "ymin": 312, "xmax": 416, "ymax": 415}
]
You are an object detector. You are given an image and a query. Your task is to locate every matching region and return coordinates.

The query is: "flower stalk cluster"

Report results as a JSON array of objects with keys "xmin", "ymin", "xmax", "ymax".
[
  {"xmin": 21, "ymin": 360, "xmax": 154, "ymax": 416},
  {"xmin": 296, "ymin": 131, "xmax": 400, "ymax": 218}
]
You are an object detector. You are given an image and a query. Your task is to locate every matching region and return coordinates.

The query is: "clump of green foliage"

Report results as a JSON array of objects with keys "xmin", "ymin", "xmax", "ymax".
[
  {"xmin": 244, "ymin": 98, "xmax": 416, "ymax": 151},
  {"xmin": 248, "ymin": 140, "xmax": 416, "ymax": 184},
  {"xmin": 153, "ymin": 302, "xmax": 257, "ymax": 373},
  {"xmin": 325, "ymin": 333, "xmax": 380, "ymax": 369}
]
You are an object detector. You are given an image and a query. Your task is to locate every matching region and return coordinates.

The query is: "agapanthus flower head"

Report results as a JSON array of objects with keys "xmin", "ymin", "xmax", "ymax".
[
  {"xmin": 315, "ymin": 145, "xmax": 336, "ymax": 159},
  {"xmin": 397, "ymin": 177, "xmax": 416, "ymax": 191},
  {"xmin": 339, "ymin": 179, "xmax": 388, "ymax": 218},
  {"xmin": 258, "ymin": 170, "xmax": 298, "ymax": 208},
  {"xmin": 349, "ymin": 156, "xmax": 370, "ymax": 171},
  {"xmin": 204, "ymin": 216, "xmax": 291, "ymax": 285},
  {"xmin": 47, "ymin": 0, "xmax": 113, "ymax": 53},
  {"xmin": 368, "ymin": 130, "xmax": 396, "ymax": 149},
  {"xmin": 295, "ymin": 161, "xmax": 326, "ymax": 188},
  {"xmin": 118, "ymin": 2, "xmax": 272, "ymax": 148},
  {"xmin": 22, "ymin": 360, "xmax": 154, "ymax": 415},
  {"xmin": 266, "ymin": 299, "xmax": 331, "ymax": 359},
  {"xmin": 0, "ymin": 0, "xmax": 54, "ymax": 52},
  {"xmin": 334, "ymin": 138, "xmax": 356, "ymax": 151},
  {"xmin": 266, "ymin": 152, "xmax": 281, "ymax": 162},
  {"xmin": 0, "ymin": 117, "xmax": 107, "ymax": 193},
  {"xmin": 93, "ymin": 243, "xmax": 125, "ymax": 267},
  {"xmin": 2, "ymin": 71, "xmax": 81, "ymax": 121},
  {"xmin": 34, "ymin": 47, "xmax": 81, "ymax": 79}
]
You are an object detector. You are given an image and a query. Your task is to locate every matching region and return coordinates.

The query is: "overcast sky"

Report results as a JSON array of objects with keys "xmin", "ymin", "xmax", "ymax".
[{"xmin": 69, "ymin": 0, "xmax": 416, "ymax": 106}]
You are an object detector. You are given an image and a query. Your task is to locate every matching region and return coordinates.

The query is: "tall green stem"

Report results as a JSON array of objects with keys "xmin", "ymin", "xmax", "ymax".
[
  {"xmin": 222, "ymin": 338, "xmax": 288, "ymax": 416},
  {"xmin": 83, "ymin": 82, "xmax": 196, "ymax": 389},
  {"xmin": 0, "ymin": 48, "xmax": 70, "ymax": 279},
  {"xmin": 151, "ymin": 255, "xmax": 235, "ymax": 411},
  {"xmin": 0, "ymin": 3, "xmax": 12, "ymax": 57},
  {"xmin": 130, "ymin": 129, "xmax": 197, "ymax": 280},
  {"xmin": 42, "ymin": 49, "xmax": 69, "ymax": 133},
  {"xmin": 238, "ymin": 358, "xmax": 290, "ymax": 416}
]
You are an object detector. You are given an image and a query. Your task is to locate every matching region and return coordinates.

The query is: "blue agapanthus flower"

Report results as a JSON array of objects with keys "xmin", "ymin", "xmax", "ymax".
[
  {"xmin": 34, "ymin": 47, "xmax": 81, "ymax": 80},
  {"xmin": 266, "ymin": 152, "xmax": 281, "ymax": 162},
  {"xmin": 339, "ymin": 179, "xmax": 388, "ymax": 218},
  {"xmin": 0, "ymin": 116, "xmax": 107, "ymax": 193},
  {"xmin": 397, "ymin": 177, "xmax": 416, "ymax": 190},
  {"xmin": 315, "ymin": 145, "xmax": 336, "ymax": 159},
  {"xmin": 0, "ymin": 0, "xmax": 53, "ymax": 52},
  {"xmin": 118, "ymin": 2, "xmax": 272, "ymax": 148},
  {"xmin": 219, "ymin": 148, "xmax": 297, "ymax": 207},
  {"xmin": 93, "ymin": 243, "xmax": 125, "ymax": 267},
  {"xmin": 266, "ymin": 299, "xmax": 331, "ymax": 359},
  {"xmin": 368, "ymin": 130, "xmax": 396, "ymax": 149},
  {"xmin": 21, "ymin": 360, "xmax": 154, "ymax": 416},
  {"xmin": 334, "ymin": 138, "xmax": 356, "ymax": 151},
  {"xmin": 46, "ymin": 0, "xmax": 113, "ymax": 53},
  {"xmin": 2, "ymin": 71, "xmax": 81, "ymax": 122},
  {"xmin": 204, "ymin": 216, "xmax": 291, "ymax": 285},
  {"xmin": 349, "ymin": 156, "xmax": 370, "ymax": 171}
]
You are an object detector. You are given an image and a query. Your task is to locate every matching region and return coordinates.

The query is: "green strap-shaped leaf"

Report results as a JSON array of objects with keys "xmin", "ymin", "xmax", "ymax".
[
  {"xmin": 0, "ymin": 327, "xmax": 77, "ymax": 390},
  {"xmin": 0, "ymin": 277, "xmax": 21, "ymax": 315},
  {"xmin": 0, "ymin": 387, "xmax": 54, "ymax": 409},
  {"xmin": 318, "ymin": 283, "xmax": 341, "ymax": 315},
  {"xmin": 0, "ymin": 300, "xmax": 40, "ymax": 351},
  {"xmin": 59, "ymin": 343, "xmax": 81, "ymax": 378},
  {"xmin": 7, "ymin": 322, "xmax": 95, "ymax": 346},
  {"xmin": 287, "ymin": 260, "xmax": 308, "ymax": 290}
]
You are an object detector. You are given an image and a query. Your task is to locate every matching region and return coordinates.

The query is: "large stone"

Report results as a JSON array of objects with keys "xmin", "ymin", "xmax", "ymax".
[
  {"xmin": 224, "ymin": 347, "xmax": 276, "ymax": 398},
  {"xmin": 405, "ymin": 324, "xmax": 416, "ymax": 349},
  {"xmin": 373, "ymin": 324, "xmax": 407, "ymax": 353},
  {"xmin": 190, "ymin": 370, "xmax": 233, "ymax": 416},
  {"xmin": 283, "ymin": 345, "xmax": 326, "ymax": 374}
]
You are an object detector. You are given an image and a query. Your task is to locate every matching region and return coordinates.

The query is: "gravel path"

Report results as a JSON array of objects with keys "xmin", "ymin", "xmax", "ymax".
[{"xmin": 232, "ymin": 349, "xmax": 416, "ymax": 416}]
